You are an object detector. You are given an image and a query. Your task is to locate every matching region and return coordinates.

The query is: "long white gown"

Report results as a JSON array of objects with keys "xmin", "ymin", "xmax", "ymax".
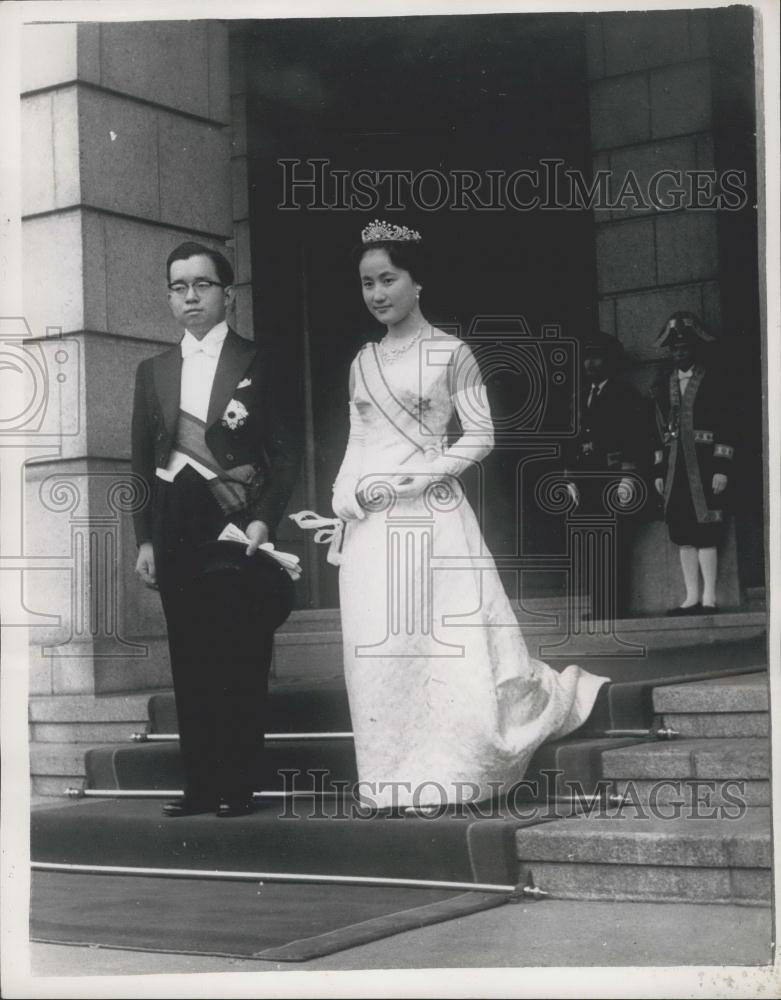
[{"xmin": 334, "ymin": 330, "xmax": 607, "ymax": 809}]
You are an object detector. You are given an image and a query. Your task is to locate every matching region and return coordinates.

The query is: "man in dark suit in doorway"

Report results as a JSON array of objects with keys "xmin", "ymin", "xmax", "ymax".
[
  {"xmin": 563, "ymin": 331, "xmax": 649, "ymax": 622},
  {"xmin": 132, "ymin": 242, "xmax": 300, "ymax": 817}
]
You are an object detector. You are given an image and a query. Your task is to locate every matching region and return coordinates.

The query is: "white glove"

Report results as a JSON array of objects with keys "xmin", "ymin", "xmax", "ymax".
[
  {"xmin": 332, "ymin": 479, "xmax": 365, "ymax": 521},
  {"xmin": 617, "ymin": 476, "xmax": 635, "ymax": 505},
  {"xmin": 391, "ymin": 464, "xmax": 442, "ymax": 501}
]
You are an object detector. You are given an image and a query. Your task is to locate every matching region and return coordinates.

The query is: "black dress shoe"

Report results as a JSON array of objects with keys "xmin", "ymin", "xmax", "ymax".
[
  {"xmin": 162, "ymin": 797, "xmax": 216, "ymax": 817},
  {"xmin": 701, "ymin": 604, "xmax": 719, "ymax": 615},
  {"xmin": 666, "ymin": 604, "xmax": 701, "ymax": 617},
  {"xmin": 216, "ymin": 798, "xmax": 255, "ymax": 818}
]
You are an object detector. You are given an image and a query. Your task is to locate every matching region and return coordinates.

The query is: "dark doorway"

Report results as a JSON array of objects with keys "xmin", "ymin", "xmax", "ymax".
[{"xmin": 244, "ymin": 14, "xmax": 598, "ymax": 609}]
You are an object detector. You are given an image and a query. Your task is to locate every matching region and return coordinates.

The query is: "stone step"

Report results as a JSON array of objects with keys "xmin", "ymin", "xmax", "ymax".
[
  {"xmin": 30, "ymin": 721, "xmax": 143, "ymax": 744},
  {"xmin": 28, "ymin": 695, "xmax": 154, "ymax": 793},
  {"xmin": 519, "ymin": 806, "xmax": 771, "ymax": 867},
  {"xmin": 516, "ymin": 806, "xmax": 771, "ymax": 904},
  {"xmin": 536, "ymin": 611, "xmax": 766, "ymax": 655},
  {"xmin": 745, "ymin": 586, "xmax": 766, "ymax": 611},
  {"xmin": 279, "ymin": 597, "xmax": 575, "ymax": 633},
  {"xmin": 30, "ymin": 742, "xmax": 107, "ymax": 777},
  {"xmin": 660, "ymin": 712, "xmax": 768, "ymax": 739},
  {"xmin": 652, "ymin": 673, "xmax": 768, "ymax": 714},
  {"xmin": 518, "ymin": 861, "xmax": 769, "ymax": 905},
  {"xmin": 29, "ymin": 692, "xmax": 155, "ymax": 723},
  {"xmin": 613, "ymin": 778, "xmax": 770, "ymax": 808},
  {"xmin": 32, "ymin": 775, "xmax": 84, "ymax": 797},
  {"xmin": 601, "ymin": 738, "xmax": 769, "ymax": 781}
]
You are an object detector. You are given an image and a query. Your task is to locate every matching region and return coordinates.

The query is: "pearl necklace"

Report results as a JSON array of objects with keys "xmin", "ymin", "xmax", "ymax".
[{"xmin": 379, "ymin": 325, "xmax": 426, "ymax": 364}]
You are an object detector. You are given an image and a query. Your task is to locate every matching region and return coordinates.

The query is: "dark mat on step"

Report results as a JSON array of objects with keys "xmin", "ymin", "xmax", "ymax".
[
  {"xmin": 85, "ymin": 735, "xmax": 644, "ymax": 797},
  {"xmin": 31, "ymin": 871, "xmax": 508, "ymax": 962},
  {"xmin": 149, "ymin": 680, "xmax": 351, "ymax": 735},
  {"xmin": 32, "ymin": 798, "xmax": 534, "ymax": 886},
  {"xmin": 85, "ymin": 739, "xmax": 358, "ymax": 791},
  {"xmin": 145, "ymin": 636, "xmax": 767, "ymax": 737}
]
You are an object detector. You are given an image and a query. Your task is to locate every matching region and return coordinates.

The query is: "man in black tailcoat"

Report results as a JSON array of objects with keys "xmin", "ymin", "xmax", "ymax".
[
  {"xmin": 563, "ymin": 331, "xmax": 649, "ymax": 621},
  {"xmin": 132, "ymin": 242, "xmax": 300, "ymax": 817}
]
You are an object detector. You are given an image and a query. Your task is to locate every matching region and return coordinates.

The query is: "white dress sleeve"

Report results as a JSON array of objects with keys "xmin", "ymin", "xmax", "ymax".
[
  {"xmin": 430, "ymin": 342, "xmax": 495, "ymax": 477},
  {"xmin": 332, "ymin": 356, "xmax": 366, "ymax": 519}
]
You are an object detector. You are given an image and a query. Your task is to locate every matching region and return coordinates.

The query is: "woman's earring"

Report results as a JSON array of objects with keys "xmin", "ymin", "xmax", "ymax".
[{"xmin": 416, "ymin": 287, "xmax": 422, "ymax": 299}]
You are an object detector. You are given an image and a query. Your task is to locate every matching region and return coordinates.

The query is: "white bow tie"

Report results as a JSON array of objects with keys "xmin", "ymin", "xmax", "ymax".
[{"xmin": 181, "ymin": 336, "xmax": 222, "ymax": 360}]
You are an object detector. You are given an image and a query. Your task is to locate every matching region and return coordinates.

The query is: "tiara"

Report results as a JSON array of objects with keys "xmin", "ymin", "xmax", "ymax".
[{"xmin": 361, "ymin": 219, "xmax": 422, "ymax": 244}]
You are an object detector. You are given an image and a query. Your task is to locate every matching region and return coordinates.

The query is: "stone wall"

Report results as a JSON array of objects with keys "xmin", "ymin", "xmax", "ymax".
[
  {"xmin": 20, "ymin": 22, "xmax": 242, "ymax": 694},
  {"xmin": 586, "ymin": 9, "xmax": 722, "ymax": 368},
  {"xmin": 585, "ymin": 9, "xmax": 747, "ymax": 612}
]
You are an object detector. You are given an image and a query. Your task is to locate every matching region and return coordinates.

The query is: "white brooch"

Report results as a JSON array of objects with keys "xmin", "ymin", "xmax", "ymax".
[
  {"xmin": 221, "ymin": 399, "xmax": 249, "ymax": 430},
  {"xmin": 237, "ymin": 377, "xmax": 252, "ymax": 389}
]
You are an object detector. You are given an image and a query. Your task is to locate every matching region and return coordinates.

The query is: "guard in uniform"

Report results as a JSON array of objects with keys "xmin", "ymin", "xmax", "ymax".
[{"xmin": 652, "ymin": 311, "xmax": 733, "ymax": 614}]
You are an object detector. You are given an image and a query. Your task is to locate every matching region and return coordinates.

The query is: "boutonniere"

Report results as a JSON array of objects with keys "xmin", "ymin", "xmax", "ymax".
[
  {"xmin": 236, "ymin": 377, "xmax": 252, "ymax": 389},
  {"xmin": 221, "ymin": 398, "xmax": 249, "ymax": 430},
  {"xmin": 412, "ymin": 396, "xmax": 432, "ymax": 419}
]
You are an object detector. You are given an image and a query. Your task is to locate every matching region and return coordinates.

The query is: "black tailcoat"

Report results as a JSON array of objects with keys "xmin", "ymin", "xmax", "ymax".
[
  {"xmin": 131, "ymin": 329, "xmax": 301, "ymax": 803},
  {"xmin": 132, "ymin": 329, "xmax": 300, "ymax": 544}
]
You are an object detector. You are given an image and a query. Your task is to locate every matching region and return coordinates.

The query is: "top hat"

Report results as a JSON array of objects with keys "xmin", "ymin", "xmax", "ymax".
[
  {"xmin": 655, "ymin": 310, "xmax": 715, "ymax": 349},
  {"xmin": 192, "ymin": 539, "xmax": 295, "ymax": 630}
]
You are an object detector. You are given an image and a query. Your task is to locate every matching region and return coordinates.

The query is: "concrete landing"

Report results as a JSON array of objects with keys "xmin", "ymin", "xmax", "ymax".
[
  {"xmin": 269, "ymin": 609, "xmax": 767, "ymax": 678},
  {"xmin": 28, "ymin": 897, "xmax": 773, "ymax": 975}
]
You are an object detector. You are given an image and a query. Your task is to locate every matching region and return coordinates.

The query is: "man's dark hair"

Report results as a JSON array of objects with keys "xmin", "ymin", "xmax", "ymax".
[{"xmin": 166, "ymin": 242, "xmax": 234, "ymax": 286}]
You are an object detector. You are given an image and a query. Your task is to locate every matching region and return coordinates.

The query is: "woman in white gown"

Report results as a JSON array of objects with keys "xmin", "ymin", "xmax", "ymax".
[{"xmin": 332, "ymin": 220, "xmax": 607, "ymax": 810}]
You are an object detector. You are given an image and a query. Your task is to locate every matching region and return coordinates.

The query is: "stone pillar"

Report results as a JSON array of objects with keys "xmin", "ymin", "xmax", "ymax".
[
  {"xmin": 20, "ymin": 22, "xmax": 241, "ymax": 694},
  {"xmin": 585, "ymin": 9, "xmax": 741, "ymax": 613},
  {"xmin": 229, "ymin": 31, "xmax": 254, "ymax": 339}
]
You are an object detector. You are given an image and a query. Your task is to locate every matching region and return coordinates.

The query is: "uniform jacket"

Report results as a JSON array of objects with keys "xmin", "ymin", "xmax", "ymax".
[
  {"xmin": 564, "ymin": 377, "xmax": 647, "ymax": 474},
  {"xmin": 131, "ymin": 329, "xmax": 300, "ymax": 546},
  {"xmin": 652, "ymin": 363, "xmax": 734, "ymax": 524}
]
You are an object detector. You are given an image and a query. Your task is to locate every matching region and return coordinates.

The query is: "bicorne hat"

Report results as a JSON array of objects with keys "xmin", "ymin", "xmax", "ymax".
[{"xmin": 654, "ymin": 310, "xmax": 715, "ymax": 349}]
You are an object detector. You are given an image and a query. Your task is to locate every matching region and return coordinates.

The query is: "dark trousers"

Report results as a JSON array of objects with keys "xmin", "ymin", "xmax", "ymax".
[{"xmin": 152, "ymin": 465, "xmax": 274, "ymax": 802}]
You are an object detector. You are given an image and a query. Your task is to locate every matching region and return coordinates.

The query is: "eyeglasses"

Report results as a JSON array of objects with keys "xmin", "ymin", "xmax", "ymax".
[{"xmin": 167, "ymin": 280, "xmax": 225, "ymax": 295}]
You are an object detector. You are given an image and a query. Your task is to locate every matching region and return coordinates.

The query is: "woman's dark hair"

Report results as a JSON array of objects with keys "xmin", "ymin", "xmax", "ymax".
[
  {"xmin": 166, "ymin": 241, "xmax": 234, "ymax": 286},
  {"xmin": 354, "ymin": 239, "xmax": 427, "ymax": 284}
]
